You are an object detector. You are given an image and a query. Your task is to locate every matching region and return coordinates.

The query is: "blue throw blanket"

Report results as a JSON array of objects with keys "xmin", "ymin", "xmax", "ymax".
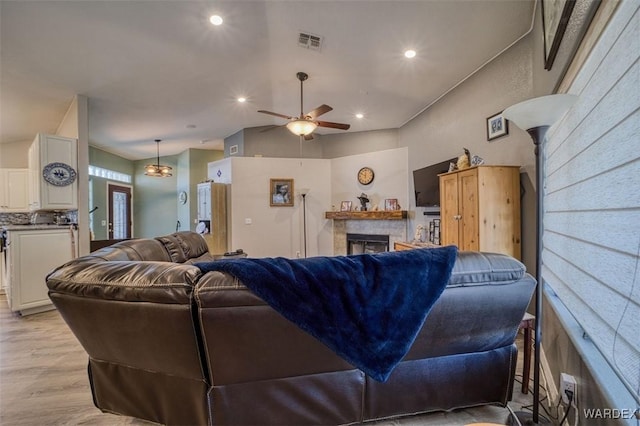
[{"xmin": 196, "ymin": 246, "xmax": 457, "ymax": 382}]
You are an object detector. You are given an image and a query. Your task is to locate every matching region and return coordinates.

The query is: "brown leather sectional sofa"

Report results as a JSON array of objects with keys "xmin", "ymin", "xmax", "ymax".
[{"xmin": 46, "ymin": 231, "xmax": 535, "ymax": 425}]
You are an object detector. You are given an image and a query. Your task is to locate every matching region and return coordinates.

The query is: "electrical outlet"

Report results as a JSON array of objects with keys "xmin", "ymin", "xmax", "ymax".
[
  {"xmin": 296, "ymin": 251, "xmax": 301, "ymax": 258},
  {"xmin": 560, "ymin": 373, "xmax": 577, "ymax": 404}
]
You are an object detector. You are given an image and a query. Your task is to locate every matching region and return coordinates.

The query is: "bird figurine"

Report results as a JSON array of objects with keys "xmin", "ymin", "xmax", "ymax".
[{"xmin": 457, "ymin": 148, "xmax": 471, "ymax": 170}]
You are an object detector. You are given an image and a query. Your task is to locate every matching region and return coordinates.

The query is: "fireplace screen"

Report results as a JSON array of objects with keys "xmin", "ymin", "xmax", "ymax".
[{"xmin": 347, "ymin": 233, "xmax": 390, "ymax": 255}]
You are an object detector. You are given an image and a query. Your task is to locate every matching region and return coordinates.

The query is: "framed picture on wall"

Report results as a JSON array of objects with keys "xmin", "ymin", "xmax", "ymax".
[
  {"xmin": 487, "ymin": 111, "xmax": 509, "ymax": 141},
  {"xmin": 542, "ymin": 0, "xmax": 577, "ymax": 70},
  {"xmin": 340, "ymin": 201, "xmax": 352, "ymax": 211},
  {"xmin": 270, "ymin": 178, "xmax": 294, "ymax": 207}
]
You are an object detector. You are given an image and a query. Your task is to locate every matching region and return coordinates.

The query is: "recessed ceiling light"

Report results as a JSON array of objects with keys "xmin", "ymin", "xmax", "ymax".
[
  {"xmin": 355, "ymin": 113, "xmax": 364, "ymax": 119},
  {"xmin": 237, "ymin": 97, "xmax": 247, "ymax": 103},
  {"xmin": 404, "ymin": 49, "xmax": 416, "ymax": 59},
  {"xmin": 209, "ymin": 15, "xmax": 223, "ymax": 26}
]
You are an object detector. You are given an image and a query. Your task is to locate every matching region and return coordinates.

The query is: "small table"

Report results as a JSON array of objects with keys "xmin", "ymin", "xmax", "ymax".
[{"xmin": 519, "ymin": 312, "xmax": 535, "ymax": 394}]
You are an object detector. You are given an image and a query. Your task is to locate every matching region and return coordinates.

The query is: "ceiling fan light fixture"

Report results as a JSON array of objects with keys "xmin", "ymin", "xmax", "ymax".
[
  {"xmin": 286, "ymin": 119, "xmax": 317, "ymax": 136},
  {"xmin": 144, "ymin": 139, "xmax": 173, "ymax": 177}
]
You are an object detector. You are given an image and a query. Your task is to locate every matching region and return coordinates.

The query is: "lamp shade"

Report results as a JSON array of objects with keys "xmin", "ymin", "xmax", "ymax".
[
  {"xmin": 287, "ymin": 119, "xmax": 317, "ymax": 136},
  {"xmin": 503, "ymin": 94, "xmax": 577, "ymax": 131}
]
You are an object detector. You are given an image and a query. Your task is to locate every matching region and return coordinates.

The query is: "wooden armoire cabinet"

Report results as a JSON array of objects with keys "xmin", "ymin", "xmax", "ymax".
[{"xmin": 439, "ymin": 165, "xmax": 521, "ymax": 259}]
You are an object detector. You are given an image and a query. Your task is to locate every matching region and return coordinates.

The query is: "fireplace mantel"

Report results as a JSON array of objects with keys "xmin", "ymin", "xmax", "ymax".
[{"xmin": 325, "ymin": 210, "xmax": 407, "ymax": 220}]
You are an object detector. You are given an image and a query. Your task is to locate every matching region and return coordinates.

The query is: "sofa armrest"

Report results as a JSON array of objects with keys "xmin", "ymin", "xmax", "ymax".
[
  {"xmin": 47, "ymin": 261, "xmax": 202, "ymax": 304},
  {"xmin": 46, "ymin": 260, "xmax": 207, "ymax": 383},
  {"xmin": 406, "ymin": 251, "xmax": 535, "ymax": 360}
]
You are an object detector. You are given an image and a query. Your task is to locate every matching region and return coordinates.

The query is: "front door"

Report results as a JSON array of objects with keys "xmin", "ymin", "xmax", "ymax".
[{"xmin": 108, "ymin": 184, "xmax": 132, "ymax": 240}]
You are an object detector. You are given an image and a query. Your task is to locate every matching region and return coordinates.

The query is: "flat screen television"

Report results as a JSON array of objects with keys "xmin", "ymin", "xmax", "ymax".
[{"xmin": 413, "ymin": 158, "xmax": 456, "ymax": 207}]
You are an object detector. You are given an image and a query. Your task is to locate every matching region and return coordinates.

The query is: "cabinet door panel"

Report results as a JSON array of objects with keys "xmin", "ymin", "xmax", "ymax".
[
  {"xmin": 0, "ymin": 169, "xmax": 29, "ymax": 212},
  {"xmin": 477, "ymin": 167, "xmax": 521, "ymax": 258},
  {"xmin": 439, "ymin": 173, "xmax": 459, "ymax": 246},
  {"xmin": 10, "ymin": 230, "xmax": 73, "ymax": 313},
  {"xmin": 458, "ymin": 170, "xmax": 479, "ymax": 251},
  {"xmin": 29, "ymin": 134, "xmax": 78, "ymax": 210}
]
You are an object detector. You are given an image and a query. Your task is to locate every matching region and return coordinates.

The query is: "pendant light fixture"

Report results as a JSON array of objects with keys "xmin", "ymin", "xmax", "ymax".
[{"xmin": 145, "ymin": 139, "xmax": 173, "ymax": 177}]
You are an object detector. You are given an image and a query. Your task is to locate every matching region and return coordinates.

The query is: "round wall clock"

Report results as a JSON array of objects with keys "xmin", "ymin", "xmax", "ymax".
[
  {"xmin": 42, "ymin": 162, "xmax": 77, "ymax": 186},
  {"xmin": 357, "ymin": 166, "xmax": 375, "ymax": 185},
  {"xmin": 178, "ymin": 191, "xmax": 188, "ymax": 205}
]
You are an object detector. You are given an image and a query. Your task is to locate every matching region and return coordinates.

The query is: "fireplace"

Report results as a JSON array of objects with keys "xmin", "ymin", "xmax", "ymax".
[{"xmin": 347, "ymin": 233, "xmax": 389, "ymax": 255}]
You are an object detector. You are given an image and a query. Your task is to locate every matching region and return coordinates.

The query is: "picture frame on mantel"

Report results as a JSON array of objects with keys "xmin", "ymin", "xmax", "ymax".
[
  {"xmin": 384, "ymin": 198, "xmax": 398, "ymax": 211},
  {"xmin": 340, "ymin": 201, "xmax": 352, "ymax": 211},
  {"xmin": 487, "ymin": 111, "xmax": 509, "ymax": 141},
  {"xmin": 542, "ymin": 0, "xmax": 577, "ymax": 70}
]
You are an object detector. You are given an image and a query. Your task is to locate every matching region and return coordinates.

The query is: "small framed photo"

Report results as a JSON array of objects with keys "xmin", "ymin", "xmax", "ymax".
[
  {"xmin": 384, "ymin": 198, "xmax": 398, "ymax": 211},
  {"xmin": 340, "ymin": 201, "xmax": 352, "ymax": 211},
  {"xmin": 487, "ymin": 111, "xmax": 509, "ymax": 141},
  {"xmin": 270, "ymin": 178, "xmax": 294, "ymax": 207}
]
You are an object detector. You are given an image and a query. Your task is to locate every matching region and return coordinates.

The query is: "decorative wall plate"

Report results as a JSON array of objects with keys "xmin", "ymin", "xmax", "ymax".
[{"xmin": 42, "ymin": 162, "xmax": 77, "ymax": 186}]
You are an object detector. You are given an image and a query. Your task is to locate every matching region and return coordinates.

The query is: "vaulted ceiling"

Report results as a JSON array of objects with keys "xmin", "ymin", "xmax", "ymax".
[{"xmin": 1, "ymin": 1, "xmax": 535, "ymax": 160}]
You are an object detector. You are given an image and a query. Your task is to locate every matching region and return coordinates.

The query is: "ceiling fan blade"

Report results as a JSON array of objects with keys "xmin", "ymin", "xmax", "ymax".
[
  {"xmin": 258, "ymin": 110, "xmax": 294, "ymax": 120},
  {"xmin": 306, "ymin": 104, "xmax": 333, "ymax": 119},
  {"xmin": 316, "ymin": 120, "xmax": 351, "ymax": 130}
]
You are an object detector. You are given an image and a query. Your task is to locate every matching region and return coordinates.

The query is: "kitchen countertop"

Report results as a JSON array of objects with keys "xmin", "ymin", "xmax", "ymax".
[{"xmin": 1, "ymin": 224, "xmax": 77, "ymax": 231}]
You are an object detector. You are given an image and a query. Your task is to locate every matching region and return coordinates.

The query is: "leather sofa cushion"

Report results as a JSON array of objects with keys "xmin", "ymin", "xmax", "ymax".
[
  {"xmin": 447, "ymin": 251, "xmax": 526, "ymax": 287},
  {"xmin": 156, "ymin": 231, "xmax": 210, "ymax": 263},
  {"xmin": 88, "ymin": 238, "xmax": 171, "ymax": 262}
]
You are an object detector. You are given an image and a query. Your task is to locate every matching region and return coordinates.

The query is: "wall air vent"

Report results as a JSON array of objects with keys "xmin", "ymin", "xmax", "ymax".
[{"xmin": 298, "ymin": 32, "xmax": 323, "ymax": 51}]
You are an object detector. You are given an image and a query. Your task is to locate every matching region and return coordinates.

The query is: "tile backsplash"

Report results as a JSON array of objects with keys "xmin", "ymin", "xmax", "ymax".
[
  {"xmin": 0, "ymin": 210, "xmax": 78, "ymax": 226},
  {"xmin": 0, "ymin": 212, "xmax": 31, "ymax": 226}
]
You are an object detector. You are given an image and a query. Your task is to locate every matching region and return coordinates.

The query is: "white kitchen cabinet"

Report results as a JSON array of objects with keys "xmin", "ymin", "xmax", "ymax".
[
  {"xmin": 196, "ymin": 182, "xmax": 227, "ymax": 254},
  {"xmin": 0, "ymin": 169, "xmax": 29, "ymax": 212},
  {"xmin": 28, "ymin": 134, "xmax": 78, "ymax": 211},
  {"xmin": 5, "ymin": 227, "xmax": 77, "ymax": 315}
]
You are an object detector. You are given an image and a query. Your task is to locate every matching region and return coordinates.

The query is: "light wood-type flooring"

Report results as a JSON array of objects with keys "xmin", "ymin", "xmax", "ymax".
[{"xmin": 0, "ymin": 294, "xmax": 536, "ymax": 425}]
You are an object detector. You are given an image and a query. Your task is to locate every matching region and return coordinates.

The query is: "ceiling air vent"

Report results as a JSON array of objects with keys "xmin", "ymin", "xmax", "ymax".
[{"xmin": 298, "ymin": 32, "xmax": 323, "ymax": 51}]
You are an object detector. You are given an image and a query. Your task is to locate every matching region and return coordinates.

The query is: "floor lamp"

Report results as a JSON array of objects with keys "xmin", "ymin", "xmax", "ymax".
[
  {"xmin": 503, "ymin": 94, "xmax": 577, "ymax": 425},
  {"xmin": 300, "ymin": 188, "xmax": 310, "ymax": 258}
]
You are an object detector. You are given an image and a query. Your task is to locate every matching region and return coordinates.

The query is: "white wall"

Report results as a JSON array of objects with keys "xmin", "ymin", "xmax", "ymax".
[
  {"xmin": 0, "ymin": 140, "xmax": 31, "ymax": 168},
  {"xmin": 211, "ymin": 147, "xmax": 409, "ymax": 258},
  {"xmin": 330, "ymin": 147, "xmax": 409, "ymax": 211},
  {"xmin": 207, "ymin": 158, "xmax": 232, "ymax": 184},
  {"xmin": 215, "ymin": 157, "xmax": 332, "ymax": 258}
]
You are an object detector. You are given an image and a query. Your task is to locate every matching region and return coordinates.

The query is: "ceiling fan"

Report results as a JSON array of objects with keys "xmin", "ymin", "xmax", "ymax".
[{"xmin": 258, "ymin": 72, "xmax": 350, "ymax": 140}]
